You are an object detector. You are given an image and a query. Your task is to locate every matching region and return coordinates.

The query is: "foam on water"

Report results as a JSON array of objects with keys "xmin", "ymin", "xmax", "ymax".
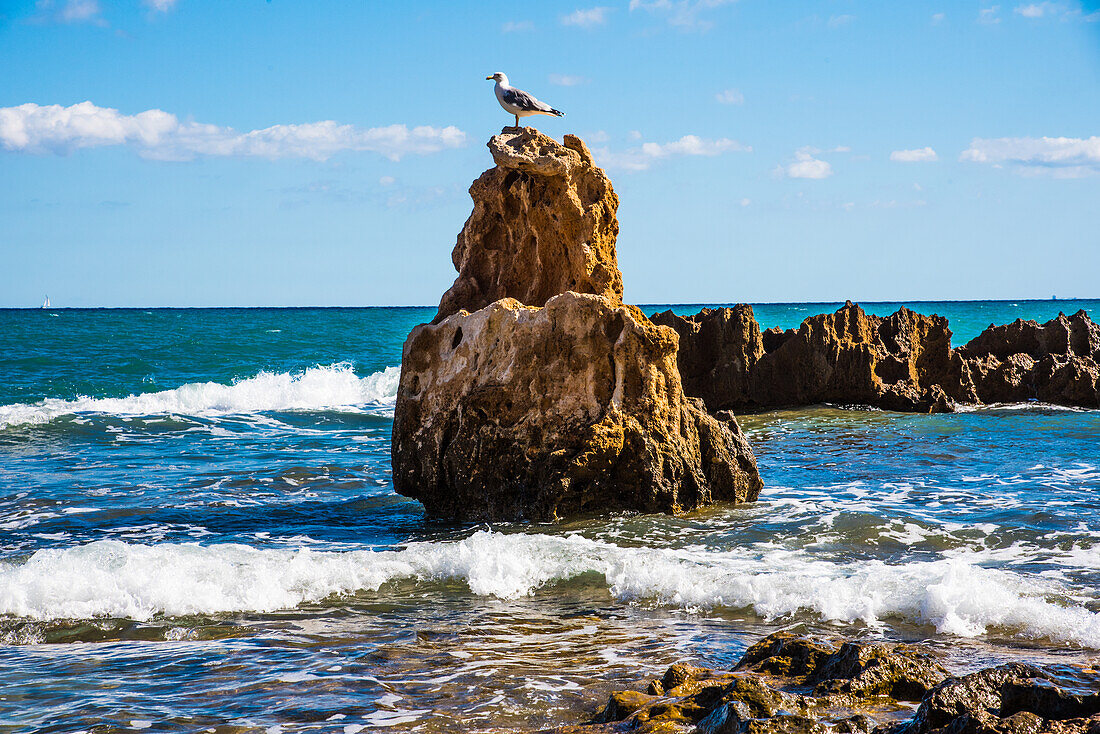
[
  {"xmin": 2, "ymin": 531, "xmax": 1097, "ymax": 648},
  {"xmin": 0, "ymin": 363, "xmax": 401, "ymax": 427}
]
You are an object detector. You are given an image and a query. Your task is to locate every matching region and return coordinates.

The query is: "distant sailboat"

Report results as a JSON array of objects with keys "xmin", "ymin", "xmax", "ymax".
[{"xmin": 41, "ymin": 295, "xmax": 51, "ymax": 309}]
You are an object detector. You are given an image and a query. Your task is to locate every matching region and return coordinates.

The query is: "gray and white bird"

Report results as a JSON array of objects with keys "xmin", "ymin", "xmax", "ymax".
[{"xmin": 486, "ymin": 72, "xmax": 564, "ymax": 128}]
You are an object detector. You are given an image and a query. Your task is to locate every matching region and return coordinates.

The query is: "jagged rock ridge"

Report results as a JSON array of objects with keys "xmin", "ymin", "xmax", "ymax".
[{"xmin": 654, "ymin": 302, "xmax": 1099, "ymax": 413}]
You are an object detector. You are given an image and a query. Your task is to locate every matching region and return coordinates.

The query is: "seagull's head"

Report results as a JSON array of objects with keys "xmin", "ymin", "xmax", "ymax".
[{"xmin": 485, "ymin": 72, "xmax": 508, "ymax": 85}]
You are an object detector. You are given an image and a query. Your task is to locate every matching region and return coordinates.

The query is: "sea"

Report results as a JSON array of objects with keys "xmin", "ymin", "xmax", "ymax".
[{"xmin": 1, "ymin": 299, "xmax": 1098, "ymax": 733}]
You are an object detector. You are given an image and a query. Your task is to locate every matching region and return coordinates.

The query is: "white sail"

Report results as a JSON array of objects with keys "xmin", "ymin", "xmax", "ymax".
[{"xmin": 42, "ymin": 296, "xmax": 50, "ymax": 309}]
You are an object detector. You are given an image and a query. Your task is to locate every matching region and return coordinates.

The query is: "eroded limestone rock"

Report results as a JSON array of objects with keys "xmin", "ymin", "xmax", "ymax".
[
  {"xmin": 654, "ymin": 303, "xmax": 1100, "ymax": 412},
  {"xmin": 392, "ymin": 292, "xmax": 762, "ymax": 522},
  {"xmin": 435, "ymin": 128, "xmax": 622, "ymax": 323}
]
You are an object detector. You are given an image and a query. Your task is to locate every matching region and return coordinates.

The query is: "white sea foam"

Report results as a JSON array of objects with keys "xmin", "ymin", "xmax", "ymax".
[
  {"xmin": 0, "ymin": 364, "xmax": 401, "ymax": 427},
  {"xmin": 1, "ymin": 531, "xmax": 1098, "ymax": 649}
]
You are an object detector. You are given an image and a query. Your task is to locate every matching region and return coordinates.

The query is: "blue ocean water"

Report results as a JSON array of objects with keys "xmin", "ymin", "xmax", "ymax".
[{"xmin": 0, "ymin": 301, "xmax": 1098, "ymax": 733}]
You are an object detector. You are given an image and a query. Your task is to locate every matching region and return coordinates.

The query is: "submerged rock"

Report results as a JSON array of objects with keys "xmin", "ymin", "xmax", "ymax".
[
  {"xmin": 544, "ymin": 633, "xmax": 1100, "ymax": 734},
  {"xmin": 392, "ymin": 292, "xmax": 762, "ymax": 521},
  {"xmin": 434, "ymin": 128, "xmax": 622, "ymax": 323}
]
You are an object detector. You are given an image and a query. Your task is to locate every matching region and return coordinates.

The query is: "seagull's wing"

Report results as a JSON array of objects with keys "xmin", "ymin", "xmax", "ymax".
[{"xmin": 502, "ymin": 87, "xmax": 554, "ymax": 113}]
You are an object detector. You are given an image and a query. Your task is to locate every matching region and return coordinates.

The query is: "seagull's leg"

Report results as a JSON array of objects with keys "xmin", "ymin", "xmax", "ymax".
[{"xmin": 514, "ymin": 114, "xmax": 520, "ymax": 128}]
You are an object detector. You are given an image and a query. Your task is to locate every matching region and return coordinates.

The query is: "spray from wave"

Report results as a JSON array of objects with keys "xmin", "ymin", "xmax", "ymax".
[
  {"xmin": 1, "ymin": 531, "xmax": 1097, "ymax": 649},
  {"xmin": 0, "ymin": 363, "xmax": 401, "ymax": 427}
]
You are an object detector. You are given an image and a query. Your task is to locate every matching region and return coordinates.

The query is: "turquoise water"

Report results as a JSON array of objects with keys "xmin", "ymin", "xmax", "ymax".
[{"xmin": 0, "ymin": 300, "xmax": 1098, "ymax": 732}]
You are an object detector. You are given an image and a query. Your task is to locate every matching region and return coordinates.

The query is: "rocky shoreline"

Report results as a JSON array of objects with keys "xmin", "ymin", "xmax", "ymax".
[
  {"xmin": 653, "ymin": 303, "xmax": 1100, "ymax": 414},
  {"xmin": 545, "ymin": 632, "xmax": 1100, "ymax": 734}
]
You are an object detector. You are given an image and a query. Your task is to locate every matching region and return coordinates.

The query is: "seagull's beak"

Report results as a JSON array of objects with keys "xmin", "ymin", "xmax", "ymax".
[{"xmin": 485, "ymin": 75, "xmax": 493, "ymax": 80}]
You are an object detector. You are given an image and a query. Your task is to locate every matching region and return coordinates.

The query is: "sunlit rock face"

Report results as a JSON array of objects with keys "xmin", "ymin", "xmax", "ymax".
[
  {"xmin": 392, "ymin": 129, "xmax": 762, "ymax": 522},
  {"xmin": 434, "ymin": 128, "xmax": 622, "ymax": 324}
]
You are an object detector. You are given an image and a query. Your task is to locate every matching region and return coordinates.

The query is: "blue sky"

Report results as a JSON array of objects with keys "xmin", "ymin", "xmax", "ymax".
[{"xmin": 1, "ymin": 0, "xmax": 1098, "ymax": 307}]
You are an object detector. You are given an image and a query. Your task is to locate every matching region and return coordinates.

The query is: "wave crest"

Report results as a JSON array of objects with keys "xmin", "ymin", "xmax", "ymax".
[
  {"xmin": 0, "ymin": 363, "xmax": 400, "ymax": 427},
  {"xmin": 2, "ymin": 531, "xmax": 1097, "ymax": 649}
]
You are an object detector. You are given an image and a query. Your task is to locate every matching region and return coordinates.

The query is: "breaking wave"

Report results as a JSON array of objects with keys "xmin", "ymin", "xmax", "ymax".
[
  {"xmin": 0, "ymin": 364, "xmax": 401, "ymax": 427},
  {"xmin": 2, "ymin": 531, "xmax": 1097, "ymax": 649}
]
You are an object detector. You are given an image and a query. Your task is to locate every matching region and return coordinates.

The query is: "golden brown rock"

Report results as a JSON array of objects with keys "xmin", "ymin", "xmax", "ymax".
[
  {"xmin": 392, "ymin": 292, "xmax": 762, "ymax": 521},
  {"xmin": 656, "ymin": 302, "xmax": 961, "ymax": 413},
  {"xmin": 434, "ymin": 128, "xmax": 622, "ymax": 323}
]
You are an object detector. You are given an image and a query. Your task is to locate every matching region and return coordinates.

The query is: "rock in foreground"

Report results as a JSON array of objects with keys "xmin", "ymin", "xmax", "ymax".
[
  {"xmin": 392, "ymin": 292, "xmax": 762, "ymax": 521},
  {"xmin": 545, "ymin": 632, "xmax": 1100, "ymax": 734}
]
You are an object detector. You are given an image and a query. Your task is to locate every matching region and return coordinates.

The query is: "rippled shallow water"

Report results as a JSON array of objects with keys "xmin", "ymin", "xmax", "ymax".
[{"xmin": 0, "ymin": 303, "xmax": 1098, "ymax": 733}]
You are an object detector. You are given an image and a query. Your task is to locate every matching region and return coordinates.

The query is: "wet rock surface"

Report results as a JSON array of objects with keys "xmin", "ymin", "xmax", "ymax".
[
  {"xmin": 655, "ymin": 303, "xmax": 1100, "ymax": 413},
  {"xmin": 544, "ymin": 633, "xmax": 1100, "ymax": 734},
  {"xmin": 392, "ymin": 292, "xmax": 761, "ymax": 521},
  {"xmin": 392, "ymin": 129, "xmax": 761, "ymax": 522}
]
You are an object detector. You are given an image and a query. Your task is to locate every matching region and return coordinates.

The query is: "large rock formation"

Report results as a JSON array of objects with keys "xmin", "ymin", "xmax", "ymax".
[
  {"xmin": 654, "ymin": 303, "xmax": 1099, "ymax": 413},
  {"xmin": 392, "ymin": 129, "xmax": 762, "ymax": 522},
  {"xmin": 392, "ymin": 292, "xmax": 761, "ymax": 521},
  {"xmin": 434, "ymin": 128, "xmax": 622, "ymax": 323}
]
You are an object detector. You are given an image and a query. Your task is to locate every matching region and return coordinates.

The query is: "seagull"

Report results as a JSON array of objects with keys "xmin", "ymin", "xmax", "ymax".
[{"xmin": 486, "ymin": 72, "xmax": 564, "ymax": 128}]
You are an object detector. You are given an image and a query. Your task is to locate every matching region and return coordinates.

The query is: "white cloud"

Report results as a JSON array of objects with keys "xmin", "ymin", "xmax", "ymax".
[
  {"xmin": 593, "ymin": 134, "xmax": 750, "ymax": 171},
  {"xmin": 501, "ymin": 20, "xmax": 534, "ymax": 32},
  {"xmin": 779, "ymin": 148, "xmax": 834, "ymax": 179},
  {"xmin": 827, "ymin": 13, "xmax": 855, "ymax": 27},
  {"xmin": 561, "ymin": 7, "xmax": 610, "ymax": 27},
  {"xmin": 548, "ymin": 74, "xmax": 587, "ymax": 86},
  {"xmin": 628, "ymin": 0, "xmax": 739, "ymax": 30},
  {"xmin": 960, "ymin": 136, "xmax": 1100, "ymax": 176},
  {"xmin": 144, "ymin": 0, "xmax": 178, "ymax": 11},
  {"xmin": 932, "ymin": 12, "xmax": 945, "ymax": 23},
  {"xmin": 628, "ymin": 130, "xmax": 643, "ymax": 140},
  {"xmin": 979, "ymin": 5, "xmax": 1001, "ymax": 23},
  {"xmin": 1011, "ymin": 2, "xmax": 1099, "ymax": 20},
  {"xmin": 0, "ymin": 101, "xmax": 467, "ymax": 162},
  {"xmin": 740, "ymin": 197, "xmax": 751, "ymax": 207},
  {"xmin": 890, "ymin": 146, "xmax": 938, "ymax": 162},
  {"xmin": 1015, "ymin": 2, "xmax": 1050, "ymax": 16},
  {"xmin": 715, "ymin": 88, "xmax": 744, "ymax": 105},
  {"xmin": 378, "ymin": 176, "xmax": 396, "ymax": 186},
  {"xmin": 36, "ymin": 0, "xmax": 104, "ymax": 24}
]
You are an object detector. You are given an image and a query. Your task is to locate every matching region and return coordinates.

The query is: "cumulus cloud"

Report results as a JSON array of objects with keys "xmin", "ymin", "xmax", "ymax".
[
  {"xmin": 715, "ymin": 88, "xmax": 744, "ymax": 105},
  {"xmin": 0, "ymin": 101, "xmax": 467, "ymax": 162},
  {"xmin": 548, "ymin": 74, "xmax": 588, "ymax": 86},
  {"xmin": 628, "ymin": 0, "xmax": 739, "ymax": 30},
  {"xmin": 979, "ymin": 5, "xmax": 1001, "ymax": 23},
  {"xmin": 890, "ymin": 146, "xmax": 938, "ymax": 162},
  {"xmin": 779, "ymin": 147, "xmax": 834, "ymax": 179},
  {"xmin": 143, "ymin": 0, "xmax": 178, "ymax": 11},
  {"xmin": 960, "ymin": 136, "xmax": 1100, "ymax": 176},
  {"xmin": 932, "ymin": 12, "xmax": 946, "ymax": 23},
  {"xmin": 594, "ymin": 134, "xmax": 751, "ymax": 171},
  {"xmin": 827, "ymin": 13, "xmax": 855, "ymax": 27},
  {"xmin": 561, "ymin": 7, "xmax": 610, "ymax": 27}
]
